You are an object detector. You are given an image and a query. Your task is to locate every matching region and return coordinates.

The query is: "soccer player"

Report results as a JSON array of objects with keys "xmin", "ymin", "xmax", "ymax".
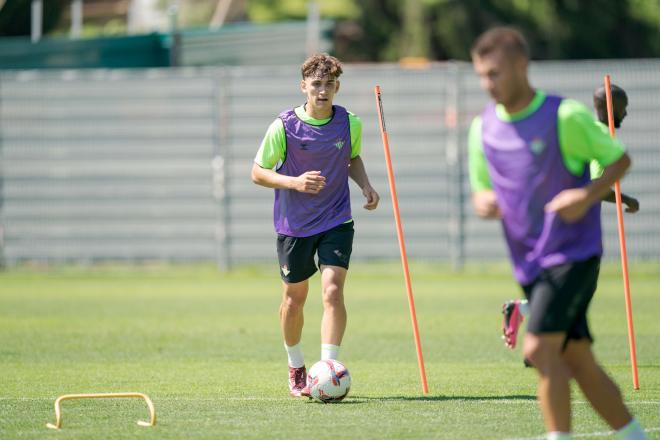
[
  {"xmin": 251, "ymin": 54, "xmax": 380, "ymax": 397},
  {"xmin": 591, "ymin": 84, "xmax": 639, "ymax": 212},
  {"xmin": 469, "ymin": 27, "xmax": 647, "ymax": 440},
  {"xmin": 502, "ymin": 84, "xmax": 639, "ymax": 349}
]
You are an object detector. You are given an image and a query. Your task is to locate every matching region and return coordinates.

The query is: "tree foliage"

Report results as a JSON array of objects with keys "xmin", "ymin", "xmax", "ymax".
[
  {"xmin": 246, "ymin": 0, "xmax": 660, "ymax": 61},
  {"xmin": 2, "ymin": 0, "xmax": 658, "ymax": 61},
  {"xmin": 0, "ymin": 0, "xmax": 67, "ymax": 37},
  {"xmin": 246, "ymin": 0, "xmax": 359, "ymax": 22}
]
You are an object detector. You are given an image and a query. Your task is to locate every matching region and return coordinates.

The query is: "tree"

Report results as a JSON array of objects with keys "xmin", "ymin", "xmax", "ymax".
[
  {"xmin": 331, "ymin": 0, "xmax": 660, "ymax": 61},
  {"xmin": 0, "ymin": 0, "xmax": 66, "ymax": 37}
]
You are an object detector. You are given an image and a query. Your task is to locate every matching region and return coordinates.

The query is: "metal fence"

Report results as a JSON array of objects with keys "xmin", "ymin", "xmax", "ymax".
[{"xmin": 1, "ymin": 60, "xmax": 659, "ymax": 268}]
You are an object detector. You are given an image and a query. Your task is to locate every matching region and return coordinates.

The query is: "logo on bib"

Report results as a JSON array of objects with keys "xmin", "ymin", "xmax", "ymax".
[
  {"xmin": 530, "ymin": 137, "xmax": 546, "ymax": 154},
  {"xmin": 334, "ymin": 138, "xmax": 345, "ymax": 150}
]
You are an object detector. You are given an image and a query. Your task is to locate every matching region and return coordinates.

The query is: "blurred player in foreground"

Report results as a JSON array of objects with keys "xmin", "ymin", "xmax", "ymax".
[
  {"xmin": 251, "ymin": 54, "xmax": 379, "ymax": 397},
  {"xmin": 469, "ymin": 26, "xmax": 647, "ymax": 440},
  {"xmin": 502, "ymin": 84, "xmax": 638, "ymax": 349}
]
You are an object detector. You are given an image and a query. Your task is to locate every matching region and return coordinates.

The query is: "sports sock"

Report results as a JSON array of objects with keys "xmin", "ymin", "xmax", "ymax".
[
  {"xmin": 519, "ymin": 299, "xmax": 530, "ymax": 316},
  {"xmin": 321, "ymin": 343, "xmax": 340, "ymax": 360},
  {"xmin": 616, "ymin": 419, "xmax": 648, "ymax": 440},
  {"xmin": 547, "ymin": 432, "xmax": 571, "ymax": 440},
  {"xmin": 285, "ymin": 343, "xmax": 304, "ymax": 368}
]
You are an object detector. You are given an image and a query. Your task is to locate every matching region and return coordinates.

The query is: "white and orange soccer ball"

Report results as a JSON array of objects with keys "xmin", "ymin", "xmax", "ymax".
[{"xmin": 307, "ymin": 359, "xmax": 351, "ymax": 403}]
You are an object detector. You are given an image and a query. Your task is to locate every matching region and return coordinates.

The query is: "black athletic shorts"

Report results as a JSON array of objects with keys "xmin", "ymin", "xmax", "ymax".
[
  {"xmin": 522, "ymin": 256, "xmax": 600, "ymax": 344},
  {"xmin": 276, "ymin": 221, "xmax": 354, "ymax": 284}
]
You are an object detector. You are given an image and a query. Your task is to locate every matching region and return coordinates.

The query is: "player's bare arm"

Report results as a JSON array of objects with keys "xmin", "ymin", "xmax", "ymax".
[
  {"xmin": 251, "ymin": 163, "xmax": 326, "ymax": 194},
  {"xmin": 348, "ymin": 156, "xmax": 379, "ymax": 210},
  {"xmin": 546, "ymin": 153, "xmax": 631, "ymax": 222},
  {"xmin": 472, "ymin": 190, "xmax": 501, "ymax": 219}
]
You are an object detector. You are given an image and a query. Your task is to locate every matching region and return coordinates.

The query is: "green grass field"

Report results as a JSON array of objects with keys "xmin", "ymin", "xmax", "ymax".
[{"xmin": 1, "ymin": 262, "xmax": 659, "ymax": 439}]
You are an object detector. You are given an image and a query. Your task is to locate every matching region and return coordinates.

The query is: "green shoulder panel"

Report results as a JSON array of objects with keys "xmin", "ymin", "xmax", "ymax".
[
  {"xmin": 557, "ymin": 99, "xmax": 625, "ymax": 177},
  {"xmin": 348, "ymin": 112, "xmax": 362, "ymax": 159},
  {"xmin": 254, "ymin": 118, "xmax": 286, "ymax": 169}
]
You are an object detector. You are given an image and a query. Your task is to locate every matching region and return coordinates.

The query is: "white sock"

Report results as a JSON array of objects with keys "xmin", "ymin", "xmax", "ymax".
[
  {"xmin": 285, "ymin": 343, "xmax": 304, "ymax": 368},
  {"xmin": 519, "ymin": 299, "xmax": 530, "ymax": 316},
  {"xmin": 321, "ymin": 343, "xmax": 340, "ymax": 360},
  {"xmin": 616, "ymin": 419, "xmax": 648, "ymax": 440},
  {"xmin": 547, "ymin": 432, "xmax": 571, "ymax": 440}
]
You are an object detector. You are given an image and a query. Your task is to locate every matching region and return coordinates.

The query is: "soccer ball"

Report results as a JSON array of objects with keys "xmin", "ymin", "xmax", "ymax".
[{"xmin": 307, "ymin": 359, "xmax": 351, "ymax": 403}]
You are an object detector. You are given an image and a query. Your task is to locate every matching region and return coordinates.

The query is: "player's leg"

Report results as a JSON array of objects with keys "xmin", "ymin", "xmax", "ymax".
[
  {"xmin": 276, "ymin": 233, "xmax": 319, "ymax": 397},
  {"xmin": 281, "ymin": 280, "xmax": 309, "ymax": 354},
  {"xmin": 281, "ymin": 280, "xmax": 309, "ymax": 396},
  {"xmin": 504, "ymin": 298, "xmax": 529, "ymax": 318},
  {"xmin": 317, "ymin": 221, "xmax": 354, "ymax": 361},
  {"xmin": 554, "ymin": 256, "xmax": 645, "ymax": 438},
  {"xmin": 562, "ymin": 339, "xmax": 633, "ymax": 430},
  {"xmin": 561, "ymin": 316, "xmax": 647, "ymax": 438},
  {"xmin": 522, "ymin": 258, "xmax": 601, "ymax": 436},
  {"xmin": 523, "ymin": 332, "xmax": 572, "ymax": 433},
  {"xmin": 319, "ymin": 264, "xmax": 348, "ymax": 355}
]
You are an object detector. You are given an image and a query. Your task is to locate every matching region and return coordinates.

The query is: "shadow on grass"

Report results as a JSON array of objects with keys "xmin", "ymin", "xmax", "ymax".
[
  {"xmin": 351, "ymin": 394, "xmax": 536, "ymax": 402},
  {"xmin": 306, "ymin": 399, "xmax": 367, "ymax": 405}
]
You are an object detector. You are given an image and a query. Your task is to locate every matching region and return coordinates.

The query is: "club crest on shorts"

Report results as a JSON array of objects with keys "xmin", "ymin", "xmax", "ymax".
[
  {"xmin": 333, "ymin": 249, "xmax": 348, "ymax": 264},
  {"xmin": 281, "ymin": 265, "xmax": 291, "ymax": 276}
]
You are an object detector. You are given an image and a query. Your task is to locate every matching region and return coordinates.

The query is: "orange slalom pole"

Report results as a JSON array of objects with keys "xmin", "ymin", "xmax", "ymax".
[
  {"xmin": 604, "ymin": 74, "xmax": 639, "ymax": 390},
  {"xmin": 374, "ymin": 85, "xmax": 429, "ymax": 394}
]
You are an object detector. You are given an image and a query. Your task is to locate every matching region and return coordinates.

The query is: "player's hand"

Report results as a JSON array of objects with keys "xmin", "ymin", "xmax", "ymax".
[
  {"xmin": 545, "ymin": 188, "xmax": 591, "ymax": 222},
  {"xmin": 624, "ymin": 196, "xmax": 640, "ymax": 213},
  {"xmin": 362, "ymin": 185, "xmax": 379, "ymax": 210},
  {"xmin": 294, "ymin": 171, "xmax": 326, "ymax": 194},
  {"xmin": 472, "ymin": 191, "xmax": 501, "ymax": 219}
]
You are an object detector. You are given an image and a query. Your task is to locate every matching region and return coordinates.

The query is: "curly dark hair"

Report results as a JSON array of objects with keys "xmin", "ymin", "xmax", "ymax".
[{"xmin": 301, "ymin": 53, "xmax": 343, "ymax": 79}]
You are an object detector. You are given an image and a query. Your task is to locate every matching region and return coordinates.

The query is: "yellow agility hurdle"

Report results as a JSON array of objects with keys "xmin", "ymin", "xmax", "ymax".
[{"xmin": 46, "ymin": 392, "xmax": 156, "ymax": 430}]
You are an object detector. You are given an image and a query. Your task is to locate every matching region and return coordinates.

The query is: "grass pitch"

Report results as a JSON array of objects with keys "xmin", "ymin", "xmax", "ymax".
[{"xmin": 1, "ymin": 262, "xmax": 659, "ymax": 439}]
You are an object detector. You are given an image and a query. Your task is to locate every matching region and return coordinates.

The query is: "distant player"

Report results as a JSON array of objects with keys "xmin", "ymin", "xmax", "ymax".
[
  {"xmin": 502, "ymin": 83, "xmax": 639, "ymax": 350},
  {"xmin": 469, "ymin": 27, "xmax": 647, "ymax": 439},
  {"xmin": 251, "ymin": 54, "xmax": 379, "ymax": 397},
  {"xmin": 590, "ymin": 84, "xmax": 639, "ymax": 212}
]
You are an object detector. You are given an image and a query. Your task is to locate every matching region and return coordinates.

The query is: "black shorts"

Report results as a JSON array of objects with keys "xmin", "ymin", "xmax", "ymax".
[
  {"xmin": 522, "ymin": 256, "xmax": 600, "ymax": 344},
  {"xmin": 276, "ymin": 221, "xmax": 354, "ymax": 283}
]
